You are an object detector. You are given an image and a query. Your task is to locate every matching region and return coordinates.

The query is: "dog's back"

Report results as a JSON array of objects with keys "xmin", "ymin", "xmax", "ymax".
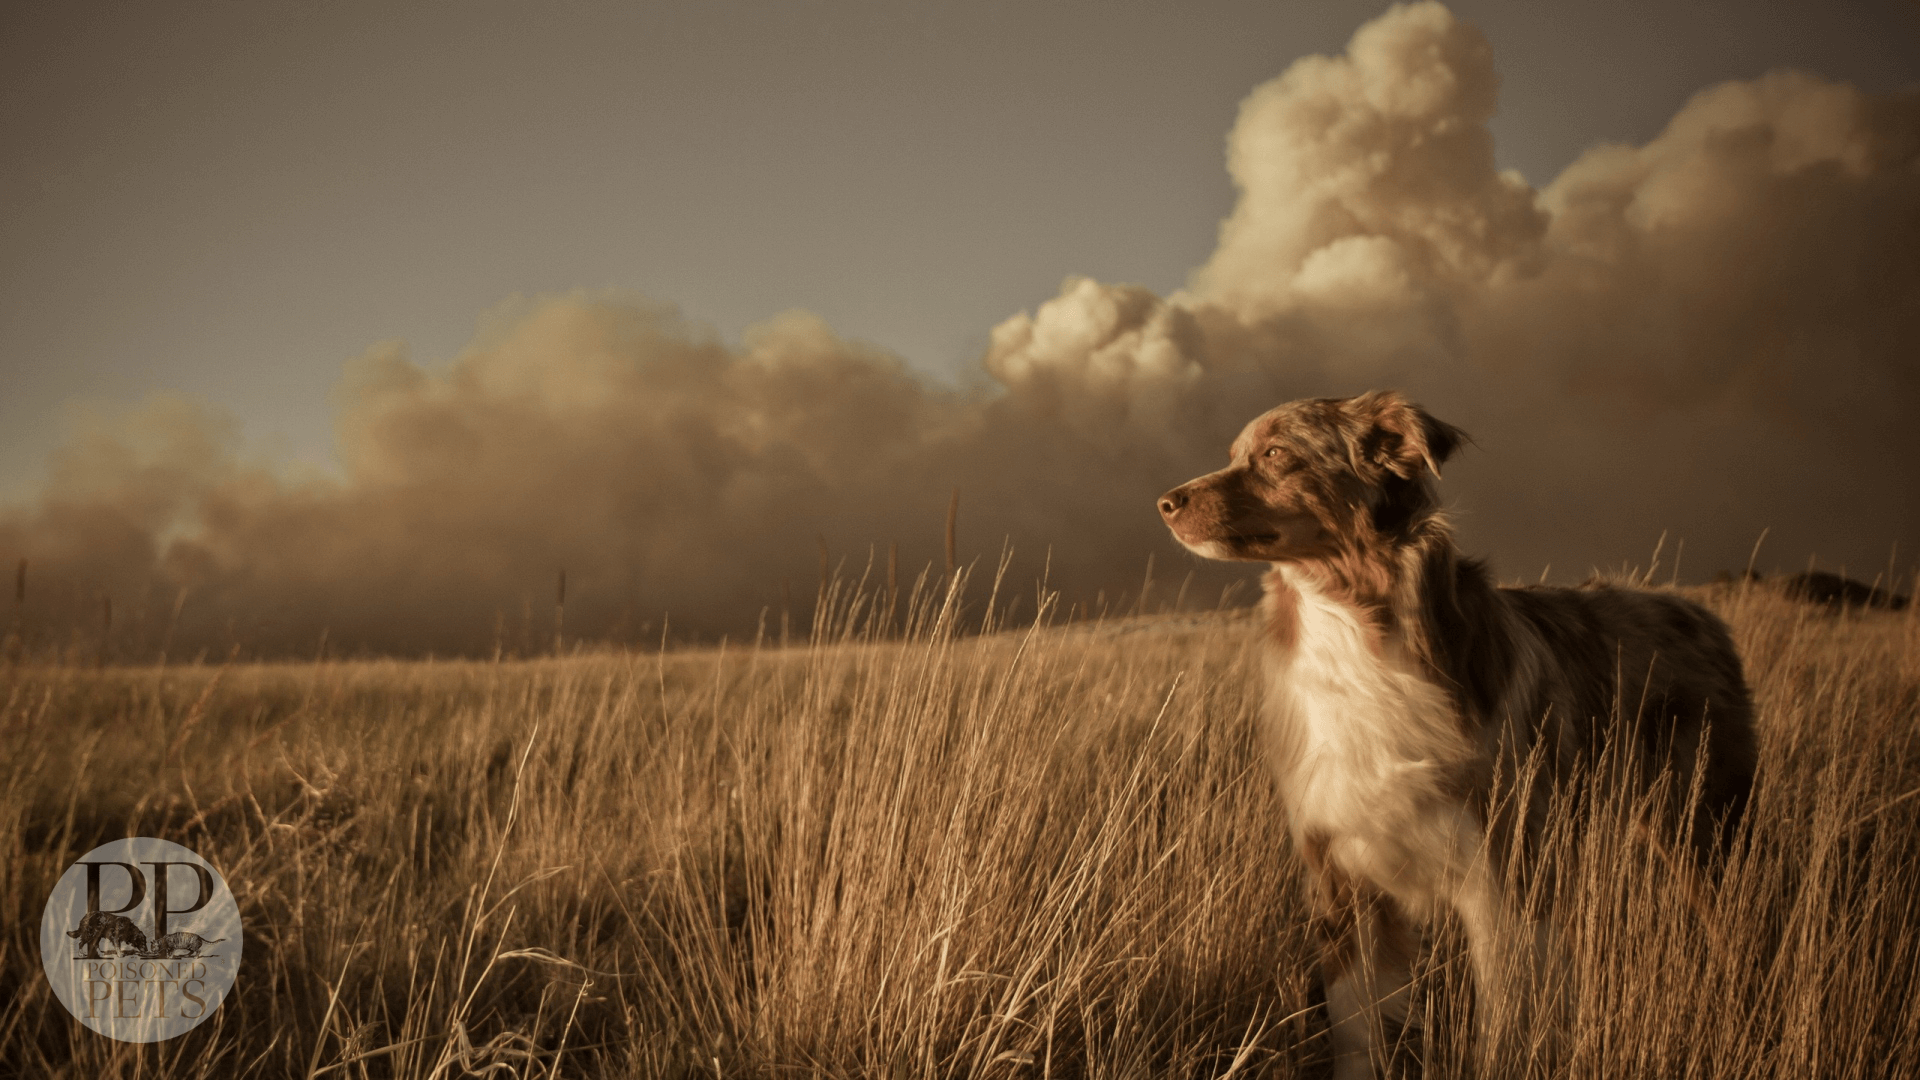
[{"xmin": 1430, "ymin": 562, "xmax": 1757, "ymax": 865}]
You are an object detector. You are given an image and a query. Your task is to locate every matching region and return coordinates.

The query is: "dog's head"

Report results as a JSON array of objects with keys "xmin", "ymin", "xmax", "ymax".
[{"xmin": 1157, "ymin": 390, "xmax": 1465, "ymax": 563}]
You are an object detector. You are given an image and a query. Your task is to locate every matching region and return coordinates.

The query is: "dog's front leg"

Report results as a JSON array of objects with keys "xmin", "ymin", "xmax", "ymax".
[
  {"xmin": 1309, "ymin": 856, "xmax": 1421, "ymax": 1079},
  {"xmin": 1451, "ymin": 866, "xmax": 1565, "ymax": 1073}
]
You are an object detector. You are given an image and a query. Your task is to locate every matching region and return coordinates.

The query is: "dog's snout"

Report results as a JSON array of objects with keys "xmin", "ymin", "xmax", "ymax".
[{"xmin": 1158, "ymin": 487, "xmax": 1189, "ymax": 519}]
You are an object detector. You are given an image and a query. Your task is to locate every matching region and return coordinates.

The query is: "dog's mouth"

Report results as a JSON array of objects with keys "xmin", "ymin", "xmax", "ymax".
[
  {"xmin": 1159, "ymin": 473, "xmax": 1331, "ymax": 562},
  {"xmin": 1222, "ymin": 529, "xmax": 1303, "ymax": 559},
  {"xmin": 1168, "ymin": 517, "xmax": 1327, "ymax": 563}
]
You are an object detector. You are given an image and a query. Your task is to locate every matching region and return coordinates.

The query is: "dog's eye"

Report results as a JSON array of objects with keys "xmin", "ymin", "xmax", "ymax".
[{"xmin": 1263, "ymin": 447, "xmax": 1280, "ymax": 459}]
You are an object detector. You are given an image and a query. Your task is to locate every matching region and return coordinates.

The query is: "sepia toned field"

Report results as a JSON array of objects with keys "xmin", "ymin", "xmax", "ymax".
[{"xmin": 2, "ymin": 574, "xmax": 1917, "ymax": 1078}]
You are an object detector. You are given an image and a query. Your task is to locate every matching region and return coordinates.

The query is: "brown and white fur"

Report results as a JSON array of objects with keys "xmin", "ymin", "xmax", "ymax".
[{"xmin": 1157, "ymin": 391, "xmax": 1755, "ymax": 1077}]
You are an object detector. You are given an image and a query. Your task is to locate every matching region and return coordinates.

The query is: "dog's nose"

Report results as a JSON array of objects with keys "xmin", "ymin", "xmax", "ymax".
[{"xmin": 1158, "ymin": 489, "xmax": 1188, "ymax": 519}]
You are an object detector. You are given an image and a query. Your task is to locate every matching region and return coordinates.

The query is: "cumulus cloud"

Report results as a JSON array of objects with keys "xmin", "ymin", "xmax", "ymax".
[
  {"xmin": 0, "ymin": 295, "xmax": 1234, "ymax": 655},
  {"xmin": 4, "ymin": 1, "xmax": 1916, "ymax": 656},
  {"xmin": 986, "ymin": 0, "xmax": 1919, "ymax": 586}
]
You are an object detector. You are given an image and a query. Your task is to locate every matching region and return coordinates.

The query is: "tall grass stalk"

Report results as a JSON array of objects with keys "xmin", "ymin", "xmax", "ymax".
[{"xmin": 1, "ymin": 574, "xmax": 1915, "ymax": 1077}]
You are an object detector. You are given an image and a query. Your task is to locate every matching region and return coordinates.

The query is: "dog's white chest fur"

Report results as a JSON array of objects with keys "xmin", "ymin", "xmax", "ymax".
[{"xmin": 1263, "ymin": 568, "xmax": 1480, "ymax": 912}]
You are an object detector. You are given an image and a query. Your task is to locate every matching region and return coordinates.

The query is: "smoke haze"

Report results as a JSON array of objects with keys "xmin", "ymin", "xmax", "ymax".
[{"xmin": 4, "ymin": 2, "xmax": 1916, "ymax": 656}]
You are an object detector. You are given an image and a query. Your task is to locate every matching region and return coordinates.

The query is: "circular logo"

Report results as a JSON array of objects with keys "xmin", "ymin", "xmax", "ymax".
[{"xmin": 40, "ymin": 837, "xmax": 243, "ymax": 1042}]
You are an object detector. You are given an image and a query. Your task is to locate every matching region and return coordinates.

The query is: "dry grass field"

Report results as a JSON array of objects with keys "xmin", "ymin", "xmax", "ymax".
[{"xmin": 2, "ymin": 573, "xmax": 1917, "ymax": 1078}]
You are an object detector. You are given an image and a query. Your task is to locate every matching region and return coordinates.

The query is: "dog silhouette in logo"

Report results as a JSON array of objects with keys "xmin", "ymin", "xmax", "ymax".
[
  {"xmin": 144, "ymin": 931, "xmax": 226, "ymax": 959},
  {"xmin": 67, "ymin": 911, "xmax": 147, "ymax": 958}
]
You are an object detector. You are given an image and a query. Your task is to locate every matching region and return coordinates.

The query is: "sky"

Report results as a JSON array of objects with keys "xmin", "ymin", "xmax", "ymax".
[{"xmin": 1, "ymin": 0, "xmax": 1916, "ymax": 654}]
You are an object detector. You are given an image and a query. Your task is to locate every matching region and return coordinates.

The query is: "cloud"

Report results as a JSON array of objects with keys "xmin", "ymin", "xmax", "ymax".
[
  {"xmin": 987, "ymin": 0, "xmax": 1919, "ymax": 582},
  {"xmin": 4, "ymin": 1, "xmax": 1916, "ymax": 656}
]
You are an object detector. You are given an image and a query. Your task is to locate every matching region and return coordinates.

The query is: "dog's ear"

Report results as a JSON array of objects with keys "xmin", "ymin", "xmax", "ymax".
[{"xmin": 1344, "ymin": 390, "xmax": 1468, "ymax": 480}]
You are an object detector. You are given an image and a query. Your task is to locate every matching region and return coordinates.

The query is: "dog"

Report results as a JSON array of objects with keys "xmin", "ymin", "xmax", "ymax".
[
  {"xmin": 1157, "ymin": 391, "xmax": 1756, "ymax": 1077},
  {"xmin": 68, "ymin": 911, "xmax": 148, "ymax": 958}
]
